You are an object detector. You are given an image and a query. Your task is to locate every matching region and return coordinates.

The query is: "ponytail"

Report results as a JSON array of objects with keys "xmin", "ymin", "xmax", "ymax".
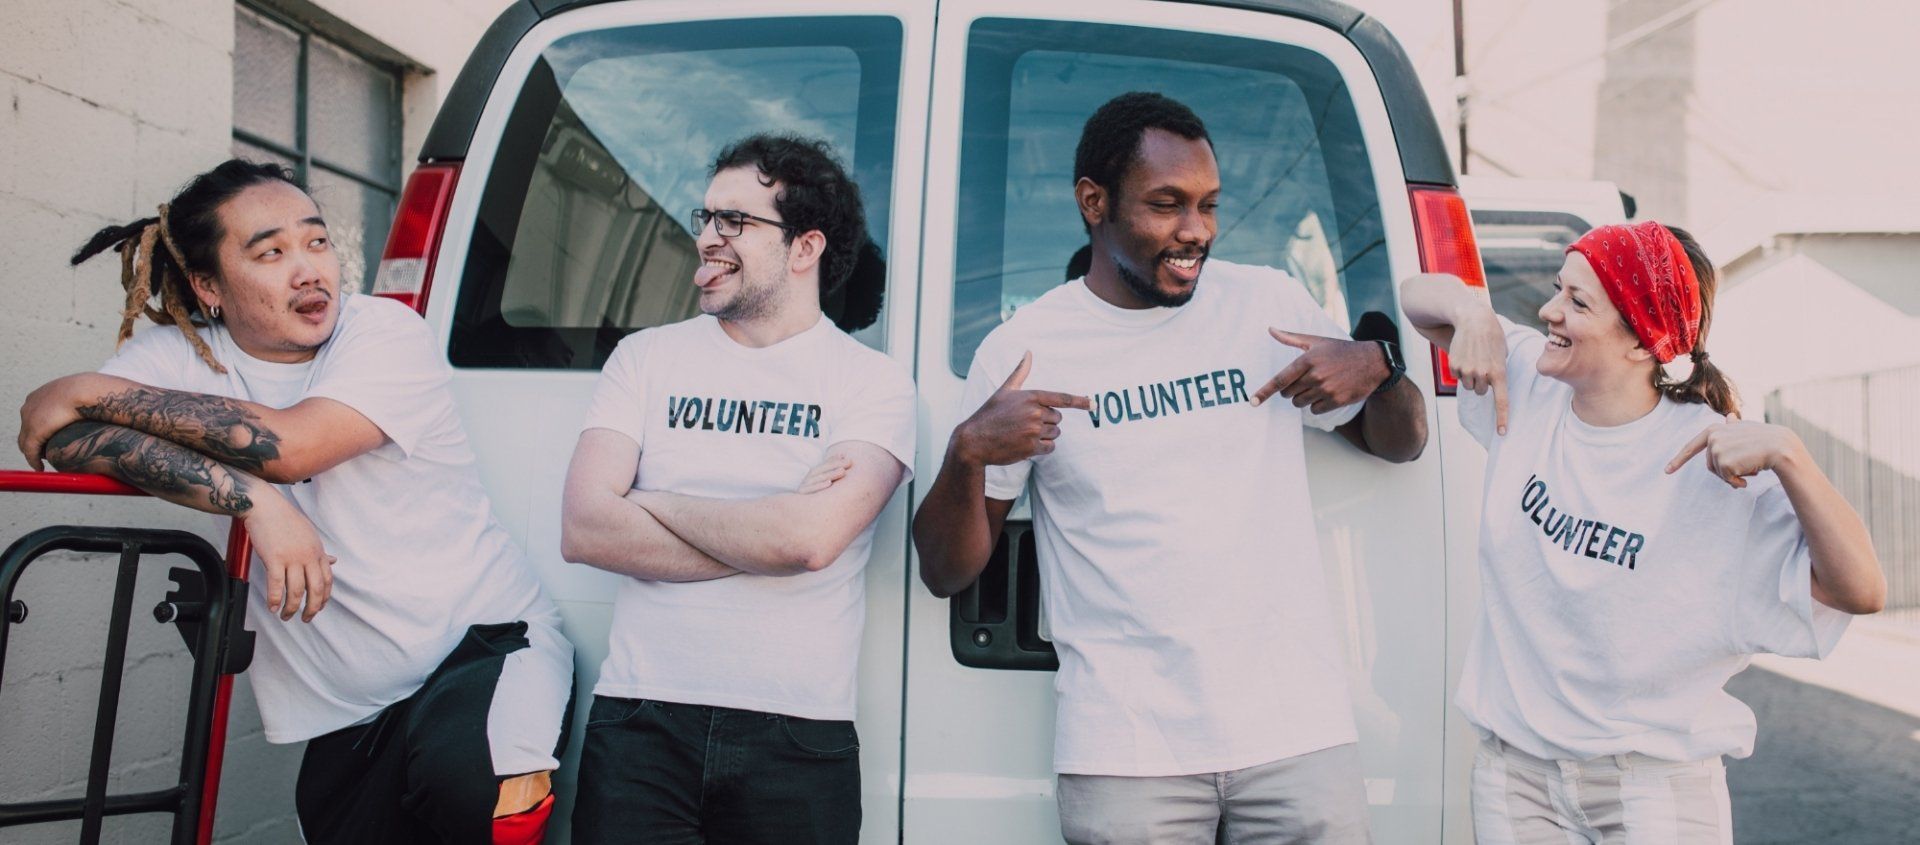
[{"xmin": 1651, "ymin": 226, "xmax": 1740, "ymax": 417}]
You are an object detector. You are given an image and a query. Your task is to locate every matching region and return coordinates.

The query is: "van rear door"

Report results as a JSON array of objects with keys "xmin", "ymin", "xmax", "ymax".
[
  {"xmin": 408, "ymin": 4, "xmax": 934, "ymax": 842},
  {"xmin": 904, "ymin": 2, "xmax": 1453, "ymax": 841}
]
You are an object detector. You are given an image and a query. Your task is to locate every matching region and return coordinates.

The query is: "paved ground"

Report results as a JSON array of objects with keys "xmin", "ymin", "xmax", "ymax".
[{"xmin": 1727, "ymin": 612, "xmax": 1920, "ymax": 844}]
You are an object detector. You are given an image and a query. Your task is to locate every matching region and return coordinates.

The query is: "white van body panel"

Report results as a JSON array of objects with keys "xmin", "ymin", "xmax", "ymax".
[
  {"xmin": 904, "ymin": 2, "xmax": 1453, "ymax": 842},
  {"xmin": 415, "ymin": 1, "xmax": 1479, "ymax": 842},
  {"xmin": 423, "ymin": 3, "xmax": 936, "ymax": 842}
]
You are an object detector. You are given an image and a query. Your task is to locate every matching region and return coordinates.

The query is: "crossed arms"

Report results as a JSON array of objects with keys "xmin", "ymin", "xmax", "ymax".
[{"xmin": 560, "ymin": 428, "xmax": 907, "ymax": 581}]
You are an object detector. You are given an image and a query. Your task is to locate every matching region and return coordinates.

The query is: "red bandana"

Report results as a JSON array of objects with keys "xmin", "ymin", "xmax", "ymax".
[{"xmin": 1566, "ymin": 221, "xmax": 1701, "ymax": 364}]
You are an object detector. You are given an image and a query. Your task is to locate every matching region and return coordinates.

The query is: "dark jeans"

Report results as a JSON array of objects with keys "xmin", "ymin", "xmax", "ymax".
[
  {"xmin": 295, "ymin": 621, "xmax": 573, "ymax": 844},
  {"xmin": 572, "ymin": 696, "xmax": 861, "ymax": 845}
]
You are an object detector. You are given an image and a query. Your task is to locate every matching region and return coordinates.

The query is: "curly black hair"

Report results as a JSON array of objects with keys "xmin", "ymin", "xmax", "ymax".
[
  {"xmin": 1073, "ymin": 92, "xmax": 1212, "ymax": 226},
  {"xmin": 711, "ymin": 134, "xmax": 881, "ymax": 329}
]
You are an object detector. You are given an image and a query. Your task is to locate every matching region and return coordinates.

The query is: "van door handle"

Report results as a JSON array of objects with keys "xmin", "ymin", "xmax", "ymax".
[{"xmin": 949, "ymin": 520, "xmax": 1058, "ymax": 671}]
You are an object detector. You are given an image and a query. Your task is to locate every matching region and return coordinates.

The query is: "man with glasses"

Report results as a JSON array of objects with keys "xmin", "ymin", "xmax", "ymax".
[{"xmin": 560, "ymin": 133, "xmax": 914, "ymax": 844}]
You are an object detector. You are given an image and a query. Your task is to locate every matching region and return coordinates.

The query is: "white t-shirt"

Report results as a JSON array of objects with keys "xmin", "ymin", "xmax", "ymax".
[
  {"xmin": 1454, "ymin": 316, "xmax": 1852, "ymax": 762},
  {"xmin": 960, "ymin": 260, "xmax": 1365, "ymax": 776},
  {"xmin": 100, "ymin": 294, "xmax": 556, "ymax": 743},
  {"xmin": 581, "ymin": 314, "xmax": 915, "ymax": 720}
]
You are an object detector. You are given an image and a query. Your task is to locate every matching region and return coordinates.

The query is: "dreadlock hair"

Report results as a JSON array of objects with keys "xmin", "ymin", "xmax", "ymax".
[
  {"xmin": 710, "ymin": 133, "xmax": 881, "ymax": 329},
  {"xmin": 70, "ymin": 159, "xmax": 303, "ymax": 373},
  {"xmin": 1652, "ymin": 225, "xmax": 1740, "ymax": 417},
  {"xmin": 1072, "ymin": 92, "xmax": 1212, "ymax": 233}
]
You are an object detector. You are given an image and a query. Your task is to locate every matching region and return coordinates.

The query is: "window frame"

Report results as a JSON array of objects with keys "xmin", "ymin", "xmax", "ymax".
[{"xmin": 231, "ymin": 2, "xmax": 404, "ymax": 254}]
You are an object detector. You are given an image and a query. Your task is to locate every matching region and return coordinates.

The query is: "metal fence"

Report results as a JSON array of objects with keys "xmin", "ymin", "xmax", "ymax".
[{"xmin": 1766, "ymin": 364, "xmax": 1920, "ymax": 611}]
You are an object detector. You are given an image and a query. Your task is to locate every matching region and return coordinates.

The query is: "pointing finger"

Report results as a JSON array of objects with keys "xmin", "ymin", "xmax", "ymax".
[
  {"xmin": 1001, "ymin": 351, "xmax": 1033, "ymax": 391},
  {"xmin": 1033, "ymin": 391, "xmax": 1092, "ymax": 411},
  {"xmin": 1666, "ymin": 427, "xmax": 1712, "ymax": 474},
  {"xmin": 1251, "ymin": 358, "xmax": 1309, "ymax": 407},
  {"xmin": 1493, "ymin": 371, "xmax": 1509, "ymax": 436},
  {"xmin": 1267, "ymin": 327, "xmax": 1317, "ymax": 351}
]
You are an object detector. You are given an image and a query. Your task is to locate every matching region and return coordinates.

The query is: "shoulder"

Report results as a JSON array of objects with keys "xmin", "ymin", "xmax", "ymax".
[
  {"xmin": 829, "ymin": 332, "xmax": 913, "ymax": 391},
  {"xmin": 100, "ymin": 320, "xmax": 215, "ymax": 388},
  {"xmin": 333, "ymin": 294, "xmax": 431, "ymax": 345},
  {"xmin": 1202, "ymin": 260, "xmax": 1308, "ymax": 310},
  {"xmin": 981, "ymin": 282, "xmax": 1081, "ymax": 349}
]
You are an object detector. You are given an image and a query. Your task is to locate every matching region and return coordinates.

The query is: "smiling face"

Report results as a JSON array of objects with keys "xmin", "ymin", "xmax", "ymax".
[
  {"xmin": 1087, "ymin": 128, "xmax": 1219, "ymax": 308},
  {"xmin": 1536, "ymin": 251, "xmax": 1652, "ymax": 387},
  {"xmin": 692, "ymin": 166, "xmax": 797, "ymax": 323},
  {"xmin": 190, "ymin": 181, "xmax": 341, "ymax": 364}
]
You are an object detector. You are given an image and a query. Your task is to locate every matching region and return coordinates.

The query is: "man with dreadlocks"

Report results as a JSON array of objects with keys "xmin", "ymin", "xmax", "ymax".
[{"xmin": 16, "ymin": 159, "xmax": 573, "ymax": 844}]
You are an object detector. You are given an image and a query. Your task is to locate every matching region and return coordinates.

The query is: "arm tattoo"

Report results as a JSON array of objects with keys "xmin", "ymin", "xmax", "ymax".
[
  {"xmin": 79, "ymin": 387, "xmax": 282, "ymax": 473},
  {"xmin": 46, "ymin": 422, "xmax": 255, "ymax": 515}
]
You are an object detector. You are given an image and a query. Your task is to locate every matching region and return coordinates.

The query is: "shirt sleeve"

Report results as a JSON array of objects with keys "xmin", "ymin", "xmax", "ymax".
[
  {"xmin": 580, "ymin": 331, "xmax": 652, "ymax": 448},
  {"xmin": 303, "ymin": 299, "xmax": 449, "ymax": 457},
  {"xmin": 960, "ymin": 340, "xmax": 1031, "ymax": 501},
  {"xmin": 1267, "ymin": 276, "xmax": 1364, "ymax": 432},
  {"xmin": 98, "ymin": 323, "xmax": 197, "ymax": 390},
  {"xmin": 1458, "ymin": 315, "xmax": 1551, "ymax": 449},
  {"xmin": 829, "ymin": 353, "xmax": 918, "ymax": 485},
  {"xmin": 1728, "ymin": 482, "xmax": 1852, "ymax": 658}
]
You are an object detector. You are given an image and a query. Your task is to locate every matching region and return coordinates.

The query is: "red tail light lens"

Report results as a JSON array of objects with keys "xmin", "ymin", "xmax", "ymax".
[
  {"xmin": 372, "ymin": 163, "xmax": 460, "ymax": 315},
  {"xmin": 1408, "ymin": 185, "xmax": 1486, "ymax": 395}
]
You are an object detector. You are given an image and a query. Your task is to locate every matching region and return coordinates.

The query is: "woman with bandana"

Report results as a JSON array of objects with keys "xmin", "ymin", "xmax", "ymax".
[{"xmin": 1401, "ymin": 221, "xmax": 1884, "ymax": 844}]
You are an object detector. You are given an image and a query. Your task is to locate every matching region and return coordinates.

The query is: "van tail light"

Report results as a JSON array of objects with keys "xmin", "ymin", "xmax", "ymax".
[
  {"xmin": 372, "ymin": 163, "xmax": 460, "ymax": 315},
  {"xmin": 1408, "ymin": 184, "xmax": 1486, "ymax": 396}
]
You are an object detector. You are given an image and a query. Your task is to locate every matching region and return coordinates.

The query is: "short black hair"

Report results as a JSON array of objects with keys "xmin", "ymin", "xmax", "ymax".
[
  {"xmin": 1074, "ymin": 92, "xmax": 1212, "ymax": 199},
  {"xmin": 710, "ymin": 134, "xmax": 868, "ymax": 299}
]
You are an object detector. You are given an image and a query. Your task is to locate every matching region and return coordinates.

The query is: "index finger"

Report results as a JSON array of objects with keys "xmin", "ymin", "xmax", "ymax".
[
  {"xmin": 1031, "ymin": 390, "xmax": 1092, "ymax": 411},
  {"xmin": 1001, "ymin": 351, "xmax": 1034, "ymax": 391},
  {"xmin": 1251, "ymin": 358, "xmax": 1309, "ymax": 407},
  {"xmin": 1666, "ymin": 427, "xmax": 1713, "ymax": 474},
  {"xmin": 1492, "ymin": 370, "xmax": 1509, "ymax": 436}
]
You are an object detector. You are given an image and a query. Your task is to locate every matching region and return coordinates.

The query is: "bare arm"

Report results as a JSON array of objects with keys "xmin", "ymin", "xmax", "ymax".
[
  {"xmin": 632, "ymin": 441, "xmax": 907, "ymax": 577},
  {"xmin": 44, "ymin": 421, "xmax": 335, "ymax": 621},
  {"xmin": 1334, "ymin": 376, "xmax": 1427, "ymax": 463},
  {"xmin": 559, "ymin": 428, "xmax": 740, "ymax": 582},
  {"xmin": 21, "ymin": 373, "xmax": 385, "ymax": 483},
  {"xmin": 913, "ymin": 439, "xmax": 1018, "ymax": 598},
  {"xmin": 1668, "ymin": 421, "xmax": 1885, "ymax": 614},
  {"xmin": 1399, "ymin": 272, "xmax": 1511, "ymax": 434}
]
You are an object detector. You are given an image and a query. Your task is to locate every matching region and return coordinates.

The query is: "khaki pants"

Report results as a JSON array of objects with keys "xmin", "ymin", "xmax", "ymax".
[
  {"xmin": 1471, "ymin": 736, "xmax": 1733, "ymax": 845},
  {"xmin": 1056, "ymin": 742, "xmax": 1372, "ymax": 845}
]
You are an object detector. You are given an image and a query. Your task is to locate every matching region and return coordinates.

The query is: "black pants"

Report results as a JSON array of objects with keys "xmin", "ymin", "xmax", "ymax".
[
  {"xmin": 294, "ymin": 622, "xmax": 572, "ymax": 844},
  {"xmin": 572, "ymin": 697, "xmax": 861, "ymax": 845}
]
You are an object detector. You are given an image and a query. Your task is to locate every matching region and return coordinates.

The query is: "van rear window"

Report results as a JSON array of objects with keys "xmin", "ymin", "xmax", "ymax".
[
  {"xmin": 1468, "ymin": 209, "xmax": 1592, "ymax": 335},
  {"xmin": 448, "ymin": 17, "xmax": 903, "ymax": 369},
  {"xmin": 949, "ymin": 19, "xmax": 1392, "ymax": 375}
]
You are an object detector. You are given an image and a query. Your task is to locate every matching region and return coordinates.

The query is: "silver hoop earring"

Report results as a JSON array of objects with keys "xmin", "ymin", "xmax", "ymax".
[{"xmin": 209, "ymin": 305, "xmax": 221, "ymax": 319}]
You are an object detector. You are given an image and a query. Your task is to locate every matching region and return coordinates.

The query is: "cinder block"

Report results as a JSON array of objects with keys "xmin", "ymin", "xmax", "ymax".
[
  {"xmin": 8, "ymin": 82, "xmax": 140, "ymax": 219},
  {"xmin": 132, "ymin": 121, "xmax": 235, "ymax": 215},
  {"xmin": 0, "ymin": 191, "xmax": 123, "ymax": 327},
  {"xmin": 0, "ymin": 0, "xmax": 230, "ymax": 137}
]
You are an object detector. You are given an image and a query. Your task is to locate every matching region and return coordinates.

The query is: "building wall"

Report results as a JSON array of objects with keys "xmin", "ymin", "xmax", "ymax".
[
  {"xmin": 0, "ymin": 1, "xmax": 510, "ymax": 841},
  {"xmin": 1462, "ymin": 0, "xmax": 1920, "ymax": 259}
]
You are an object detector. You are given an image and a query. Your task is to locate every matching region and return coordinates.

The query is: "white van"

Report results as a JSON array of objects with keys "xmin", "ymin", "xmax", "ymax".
[{"xmin": 367, "ymin": 1, "xmax": 1495, "ymax": 841}]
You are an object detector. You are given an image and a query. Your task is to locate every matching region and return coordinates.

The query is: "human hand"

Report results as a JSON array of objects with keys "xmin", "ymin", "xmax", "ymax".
[
  {"xmin": 242, "ymin": 493, "xmax": 335, "ymax": 622},
  {"xmin": 1249, "ymin": 329, "xmax": 1388, "ymax": 415},
  {"xmin": 1446, "ymin": 310, "xmax": 1510, "ymax": 434},
  {"xmin": 17, "ymin": 374, "xmax": 100, "ymax": 470},
  {"xmin": 1665, "ymin": 416, "xmax": 1796, "ymax": 489},
  {"xmin": 955, "ymin": 351, "xmax": 1091, "ymax": 465},
  {"xmin": 797, "ymin": 453, "xmax": 852, "ymax": 494}
]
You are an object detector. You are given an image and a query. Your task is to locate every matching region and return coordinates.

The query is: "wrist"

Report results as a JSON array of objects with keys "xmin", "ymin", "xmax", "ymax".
[{"xmin": 948, "ymin": 424, "xmax": 987, "ymax": 468}]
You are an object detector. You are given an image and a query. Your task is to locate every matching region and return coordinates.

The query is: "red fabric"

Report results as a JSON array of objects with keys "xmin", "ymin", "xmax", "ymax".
[
  {"xmin": 1566, "ymin": 221, "xmax": 1701, "ymax": 363},
  {"xmin": 492, "ymin": 792, "xmax": 554, "ymax": 845}
]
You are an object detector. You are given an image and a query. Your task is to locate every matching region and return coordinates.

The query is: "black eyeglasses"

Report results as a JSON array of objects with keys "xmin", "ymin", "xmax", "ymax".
[{"xmin": 689, "ymin": 208, "xmax": 796, "ymax": 238}]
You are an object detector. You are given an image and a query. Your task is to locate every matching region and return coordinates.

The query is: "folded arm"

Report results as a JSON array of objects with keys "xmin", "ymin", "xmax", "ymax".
[
  {"xmin": 559, "ymin": 428, "xmax": 741, "ymax": 582},
  {"xmin": 631, "ymin": 441, "xmax": 907, "ymax": 577},
  {"xmin": 21, "ymin": 373, "xmax": 385, "ymax": 483}
]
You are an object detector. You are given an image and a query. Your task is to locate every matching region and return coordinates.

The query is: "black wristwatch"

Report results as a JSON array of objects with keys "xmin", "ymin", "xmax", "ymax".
[{"xmin": 1370, "ymin": 339, "xmax": 1406, "ymax": 395}]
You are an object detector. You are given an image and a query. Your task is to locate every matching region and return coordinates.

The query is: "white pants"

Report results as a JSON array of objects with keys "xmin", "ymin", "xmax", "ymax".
[
  {"xmin": 1057, "ymin": 742, "xmax": 1372, "ymax": 845},
  {"xmin": 1471, "ymin": 736, "xmax": 1732, "ymax": 845}
]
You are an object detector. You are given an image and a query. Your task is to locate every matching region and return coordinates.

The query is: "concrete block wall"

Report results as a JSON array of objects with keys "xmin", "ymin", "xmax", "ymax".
[{"xmin": 1, "ymin": 1, "xmax": 510, "ymax": 841}]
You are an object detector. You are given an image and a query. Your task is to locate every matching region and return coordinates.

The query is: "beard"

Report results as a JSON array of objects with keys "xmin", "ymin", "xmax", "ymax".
[
  {"xmin": 1112, "ymin": 245, "xmax": 1205, "ymax": 308},
  {"xmin": 703, "ymin": 245, "xmax": 786, "ymax": 323}
]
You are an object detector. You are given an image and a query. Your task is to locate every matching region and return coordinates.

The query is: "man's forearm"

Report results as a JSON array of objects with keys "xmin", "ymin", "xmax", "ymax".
[
  {"xmin": 560, "ymin": 493, "xmax": 739, "ymax": 583},
  {"xmin": 77, "ymin": 384, "xmax": 283, "ymax": 474},
  {"xmin": 912, "ymin": 444, "xmax": 999, "ymax": 597},
  {"xmin": 45, "ymin": 421, "xmax": 265, "ymax": 516},
  {"xmin": 631, "ymin": 490, "xmax": 827, "ymax": 576},
  {"xmin": 1359, "ymin": 378, "xmax": 1427, "ymax": 462}
]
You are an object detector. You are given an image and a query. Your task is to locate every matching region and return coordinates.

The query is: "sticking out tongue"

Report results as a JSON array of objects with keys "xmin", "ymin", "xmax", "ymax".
[
  {"xmin": 694, "ymin": 264, "xmax": 733, "ymax": 288},
  {"xmin": 295, "ymin": 299, "xmax": 327, "ymax": 315}
]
